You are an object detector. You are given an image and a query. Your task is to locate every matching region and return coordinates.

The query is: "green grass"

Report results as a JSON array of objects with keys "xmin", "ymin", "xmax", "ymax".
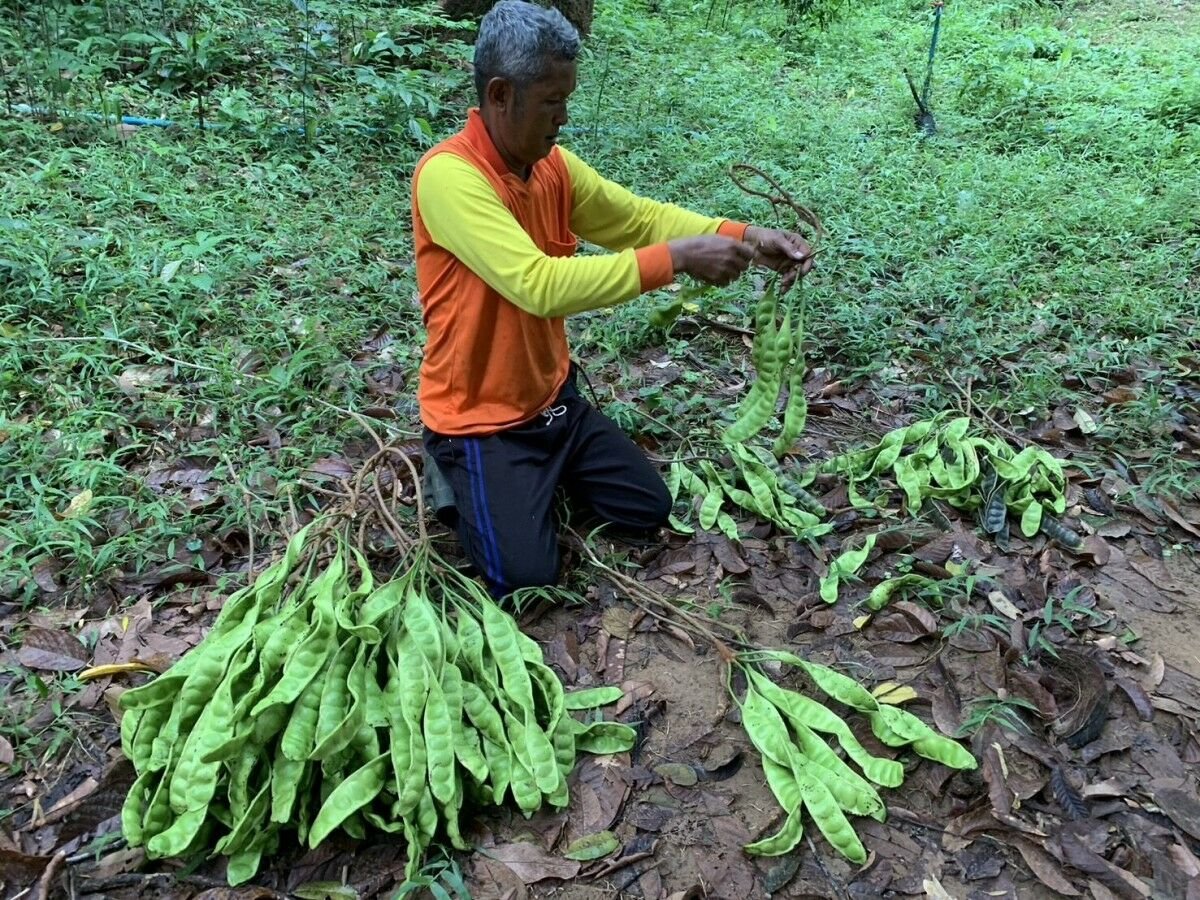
[{"xmin": 2, "ymin": 0, "xmax": 1198, "ymax": 611}]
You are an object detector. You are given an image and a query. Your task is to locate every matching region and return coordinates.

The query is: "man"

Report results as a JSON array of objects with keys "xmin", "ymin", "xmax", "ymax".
[{"xmin": 414, "ymin": 0, "xmax": 812, "ymax": 596}]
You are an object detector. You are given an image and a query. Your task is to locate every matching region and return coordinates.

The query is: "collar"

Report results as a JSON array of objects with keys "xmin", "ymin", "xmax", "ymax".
[{"xmin": 464, "ymin": 108, "xmax": 518, "ymax": 179}]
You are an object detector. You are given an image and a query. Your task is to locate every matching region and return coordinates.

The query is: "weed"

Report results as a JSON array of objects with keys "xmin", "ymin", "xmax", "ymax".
[{"xmin": 958, "ymin": 694, "xmax": 1039, "ymax": 736}]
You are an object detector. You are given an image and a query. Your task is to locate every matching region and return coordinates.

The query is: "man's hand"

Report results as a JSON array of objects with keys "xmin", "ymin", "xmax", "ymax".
[
  {"xmin": 667, "ymin": 235, "xmax": 756, "ymax": 286},
  {"xmin": 744, "ymin": 226, "xmax": 815, "ymax": 293}
]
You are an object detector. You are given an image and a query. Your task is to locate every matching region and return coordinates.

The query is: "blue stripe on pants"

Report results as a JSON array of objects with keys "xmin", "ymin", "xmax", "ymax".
[{"xmin": 464, "ymin": 438, "xmax": 505, "ymax": 592}]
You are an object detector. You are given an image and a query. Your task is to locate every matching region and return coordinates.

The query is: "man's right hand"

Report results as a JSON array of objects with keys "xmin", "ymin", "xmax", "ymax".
[{"xmin": 667, "ymin": 236, "xmax": 755, "ymax": 286}]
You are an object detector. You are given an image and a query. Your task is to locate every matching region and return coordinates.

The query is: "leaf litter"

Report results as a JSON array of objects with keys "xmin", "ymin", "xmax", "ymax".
[{"xmin": 4, "ymin": 354, "xmax": 1200, "ymax": 900}]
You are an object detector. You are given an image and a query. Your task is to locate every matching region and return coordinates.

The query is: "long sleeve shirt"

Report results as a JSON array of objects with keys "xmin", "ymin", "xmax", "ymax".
[{"xmin": 411, "ymin": 108, "xmax": 747, "ymax": 435}]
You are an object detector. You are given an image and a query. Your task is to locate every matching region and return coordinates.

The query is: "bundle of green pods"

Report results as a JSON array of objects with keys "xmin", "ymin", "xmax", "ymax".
[
  {"xmin": 734, "ymin": 650, "xmax": 976, "ymax": 862},
  {"xmin": 118, "ymin": 522, "xmax": 635, "ymax": 884}
]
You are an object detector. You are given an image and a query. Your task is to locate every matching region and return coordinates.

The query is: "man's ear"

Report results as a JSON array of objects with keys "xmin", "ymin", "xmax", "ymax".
[{"xmin": 485, "ymin": 77, "xmax": 514, "ymax": 113}]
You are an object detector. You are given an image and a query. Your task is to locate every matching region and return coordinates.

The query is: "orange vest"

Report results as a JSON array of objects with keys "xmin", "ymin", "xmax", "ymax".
[{"xmin": 412, "ymin": 110, "xmax": 576, "ymax": 436}]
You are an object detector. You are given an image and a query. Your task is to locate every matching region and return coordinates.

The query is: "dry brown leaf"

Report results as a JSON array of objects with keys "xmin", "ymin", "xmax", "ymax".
[
  {"xmin": 1078, "ymin": 534, "xmax": 1111, "ymax": 565},
  {"xmin": 0, "ymin": 847, "xmax": 50, "ymax": 885},
  {"xmin": 891, "ymin": 600, "xmax": 940, "ymax": 633},
  {"xmin": 566, "ymin": 755, "xmax": 630, "ymax": 842},
  {"xmin": 32, "ymin": 775, "xmax": 99, "ymax": 828},
  {"xmin": 1014, "ymin": 838, "xmax": 1082, "ymax": 895},
  {"xmin": 602, "ymin": 607, "xmax": 635, "ymax": 640},
  {"xmin": 614, "ymin": 680, "xmax": 654, "ymax": 717},
  {"xmin": 192, "ymin": 888, "xmax": 285, "ymax": 900},
  {"xmin": 1081, "ymin": 778, "xmax": 1129, "ymax": 798},
  {"xmin": 987, "ymin": 590, "xmax": 1022, "ymax": 620},
  {"xmin": 922, "ymin": 876, "xmax": 956, "ymax": 900},
  {"xmin": 1127, "ymin": 554, "xmax": 1188, "ymax": 594},
  {"xmin": 17, "ymin": 627, "xmax": 88, "ymax": 671},
  {"xmin": 708, "ymin": 534, "xmax": 749, "ymax": 575},
  {"xmin": 1059, "ymin": 826, "xmax": 1150, "ymax": 899},
  {"xmin": 1159, "ymin": 497, "xmax": 1200, "ymax": 540},
  {"xmin": 1089, "ymin": 881, "xmax": 1123, "ymax": 900},
  {"xmin": 465, "ymin": 859, "xmax": 528, "ymax": 900},
  {"xmin": 661, "ymin": 621, "xmax": 696, "ymax": 651},
  {"xmin": 117, "ymin": 364, "xmax": 172, "ymax": 395},
  {"xmin": 32, "ymin": 557, "xmax": 63, "ymax": 593},
  {"xmin": 1114, "ymin": 675, "xmax": 1155, "ymax": 722},
  {"xmin": 1103, "ymin": 385, "xmax": 1139, "ymax": 405},
  {"xmin": 1097, "ymin": 520, "xmax": 1133, "ymax": 539},
  {"xmin": 484, "ymin": 842, "xmax": 580, "ymax": 884},
  {"xmin": 0, "ymin": 734, "xmax": 13, "ymax": 765},
  {"xmin": 1142, "ymin": 652, "xmax": 1166, "ymax": 690},
  {"xmin": 1169, "ymin": 843, "xmax": 1200, "ymax": 878},
  {"xmin": 1153, "ymin": 787, "xmax": 1200, "ymax": 843},
  {"xmin": 981, "ymin": 742, "xmax": 1014, "ymax": 817},
  {"xmin": 307, "ymin": 457, "xmax": 356, "ymax": 480}
]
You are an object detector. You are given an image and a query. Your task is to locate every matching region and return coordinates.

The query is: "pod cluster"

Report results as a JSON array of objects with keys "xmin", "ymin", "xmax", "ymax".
[{"xmin": 118, "ymin": 525, "xmax": 635, "ymax": 884}]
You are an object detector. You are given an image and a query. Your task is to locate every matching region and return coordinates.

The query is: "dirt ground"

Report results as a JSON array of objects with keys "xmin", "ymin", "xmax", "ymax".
[{"xmin": 5, "ymin": 345, "xmax": 1200, "ymax": 900}]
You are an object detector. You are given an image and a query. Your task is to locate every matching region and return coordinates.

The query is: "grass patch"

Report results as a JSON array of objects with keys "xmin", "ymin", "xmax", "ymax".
[{"xmin": 1, "ymin": 0, "xmax": 1198, "ymax": 611}]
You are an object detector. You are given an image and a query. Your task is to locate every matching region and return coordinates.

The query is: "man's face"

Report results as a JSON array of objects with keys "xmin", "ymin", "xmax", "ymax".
[{"xmin": 489, "ymin": 59, "xmax": 577, "ymax": 172}]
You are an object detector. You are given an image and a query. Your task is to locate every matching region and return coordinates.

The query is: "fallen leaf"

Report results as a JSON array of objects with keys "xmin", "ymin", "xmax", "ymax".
[
  {"xmin": 872, "ymin": 682, "xmax": 919, "ymax": 705},
  {"xmin": 923, "ymin": 875, "xmax": 956, "ymax": 899},
  {"xmin": 602, "ymin": 607, "xmax": 635, "ymax": 640},
  {"xmin": 59, "ymin": 489, "xmax": 94, "ymax": 520},
  {"xmin": 1013, "ymin": 837, "xmax": 1082, "ymax": 895},
  {"xmin": 1077, "ymin": 534, "xmax": 1111, "ymax": 565},
  {"xmin": 708, "ymin": 534, "xmax": 749, "ymax": 575},
  {"xmin": 1073, "ymin": 408, "xmax": 1098, "ymax": 434},
  {"xmin": 1142, "ymin": 653, "xmax": 1165, "ymax": 691},
  {"xmin": 1097, "ymin": 520, "xmax": 1132, "ymax": 539},
  {"xmin": 17, "ymin": 627, "xmax": 88, "ymax": 671},
  {"xmin": 159, "ymin": 259, "xmax": 183, "ymax": 283},
  {"xmin": 79, "ymin": 661, "xmax": 160, "ymax": 681},
  {"xmin": 0, "ymin": 735, "xmax": 12, "ymax": 765},
  {"xmin": 1168, "ymin": 842, "xmax": 1200, "ymax": 878},
  {"xmin": 0, "ymin": 848, "xmax": 51, "ymax": 885},
  {"xmin": 988, "ymin": 590, "xmax": 1022, "ymax": 620},
  {"xmin": 32, "ymin": 557, "xmax": 63, "ymax": 593},
  {"xmin": 891, "ymin": 600, "xmax": 940, "ymax": 633},
  {"xmin": 1050, "ymin": 767, "xmax": 1088, "ymax": 821},
  {"xmin": 117, "ymin": 364, "xmax": 172, "ymax": 394},
  {"xmin": 1153, "ymin": 787, "xmax": 1200, "ymax": 843},
  {"xmin": 485, "ymin": 842, "xmax": 580, "ymax": 884},
  {"xmin": 307, "ymin": 457, "xmax": 356, "ymax": 480},
  {"xmin": 469, "ymin": 857, "xmax": 529, "ymax": 900},
  {"xmin": 761, "ymin": 856, "xmax": 801, "ymax": 894},
  {"xmin": 1127, "ymin": 554, "xmax": 1188, "ymax": 594},
  {"xmin": 1059, "ymin": 825, "xmax": 1151, "ymax": 898},
  {"xmin": 653, "ymin": 763, "xmax": 699, "ymax": 787},
  {"xmin": 1159, "ymin": 497, "xmax": 1200, "ymax": 540},
  {"xmin": 1114, "ymin": 675, "xmax": 1155, "ymax": 722},
  {"xmin": 614, "ymin": 680, "xmax": 654, "ymax": 717},
  {"xmin": 562, "ymin": 830, "xmax": 620, "ymax": 861},
  {"xmin": 696, "ymin": 750, "xmax": 743, "ymax": 782},
  {"xmin": 1103, "ymin": 385, "xmax": 1139, "ymax": 405}
]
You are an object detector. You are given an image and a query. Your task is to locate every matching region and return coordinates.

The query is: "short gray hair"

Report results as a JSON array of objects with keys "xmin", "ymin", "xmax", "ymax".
[{"xmin": 474, "ymin": 1, "xmax": 581, "ymax": 103}]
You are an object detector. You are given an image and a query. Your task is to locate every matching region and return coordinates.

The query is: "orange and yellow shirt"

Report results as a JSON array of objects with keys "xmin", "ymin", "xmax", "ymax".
[{"xmin": 412, "ymin": 109, "xmax": 747, "ymax": 435}]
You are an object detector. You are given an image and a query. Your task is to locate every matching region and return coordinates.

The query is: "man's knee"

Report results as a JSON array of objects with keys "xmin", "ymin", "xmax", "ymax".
[{"xmin": 496, "ymin": 551, "xmax": 560, "ymax": 594}]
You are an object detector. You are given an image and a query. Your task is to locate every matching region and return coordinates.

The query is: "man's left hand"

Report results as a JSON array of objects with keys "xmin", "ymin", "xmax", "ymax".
[{"xmin": 744, "ymin": 226, "xmax": 815, "ymax": 293}]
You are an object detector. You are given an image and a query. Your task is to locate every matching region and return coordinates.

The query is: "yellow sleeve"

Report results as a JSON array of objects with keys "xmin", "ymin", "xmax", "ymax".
[
  {"xmin": 562, "ymin": 147, "xmax": 748, "ymax": 250},
  {"xmin": 415, "ymin": 153, "xmax": 675, "ymax": 318}
]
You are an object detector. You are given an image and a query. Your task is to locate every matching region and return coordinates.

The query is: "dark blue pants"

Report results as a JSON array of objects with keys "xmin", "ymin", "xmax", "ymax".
[{"xmin": 423, "ymin": 371, "xmax": 671, "ymax": 596}]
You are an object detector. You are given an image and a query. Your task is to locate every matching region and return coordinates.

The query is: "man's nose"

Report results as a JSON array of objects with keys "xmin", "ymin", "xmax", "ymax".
[{"xmin": 553, "ymin": 105, "xmax": 569, "ymax": 127}]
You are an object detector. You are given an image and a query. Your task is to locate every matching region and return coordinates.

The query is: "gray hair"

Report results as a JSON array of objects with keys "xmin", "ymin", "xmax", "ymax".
[{"xmin": 474, "ymin": 1, "xmax": 581, "ymax": 104}]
